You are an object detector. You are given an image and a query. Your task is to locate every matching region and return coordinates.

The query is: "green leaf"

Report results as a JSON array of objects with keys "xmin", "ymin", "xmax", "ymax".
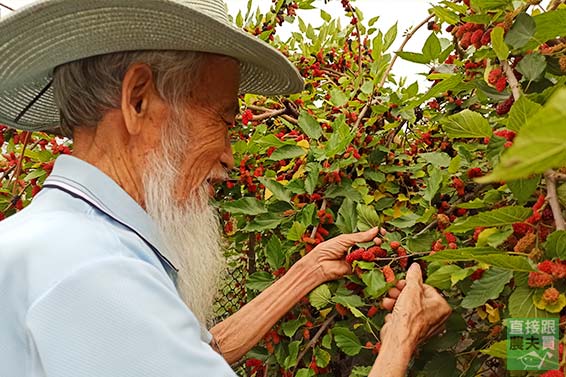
[
  {"xmin": 284, "ymin": 340, "xmax": 302, "ymax": 369},
  {"xmin": 516, "ymin": 53, "xmax": 546, "ymax": 82},
  {"xmin": 325, "ymin": 115, "xmax": 355, "ymax": 158},
  {"xmin": 282, "ymin": 318, "xmax": 307, "ymax": 337},
  {"xmin": 422, "ymin": 33, "xmax": 441, "ymax": 61},
  {"xmin": 396, "ymin": 51, "xmax": 430, "ymax": 64},
  {"xmin": 505, "ymin": 12, "xmax": 536, "ymax": 49},
  {"xmin": 267, "ymin": 145, "xmax": 307, "ymax": 161},
  {"xmin": 423, "ymin": 166, "xmax": 443, "ymax": 202},
  {"xmin": 383, "ymin": 23, "xmax": 398, "ymax": 51},
  {"xmin": 332, "ymin": 327, "xmax": 362, "ymax": 356},
  {"xmin": 534, "ymin": 291, "xmax": 566, "ymax": 313},
  {"xmin": 361, "ymin": 270, "xmax": 388, "ymax": 298},
  {"xmin": 423, "ymin": 248, "xmax": 534, "ymax": 271},
  {"xmin": 441, "ymin": 110, "xmax": 492, "ymax": 139},
  {"xmin": 320, "ymin": 9, "xmax": 331, "ymax": 22},
  {"xmin": 336, "ymin": 198, "xmax": 358, "ymax": 234},
  {"xmin": 509, "ymin": 286, "xmax": 551, "ymax": 318},
  {"xmin": 247, "ymin": 271, "xmax": 274, "ymax": 291},
  {"xmin": 507, "ymin": 175, "xmax": 540, "ymax": 204},
  {"xmin": 426, "ymin": 265, "xmax": 462, "ymax": 290},
  {"xmin": 258, "ymin": 177, "xmax": 292, "ymax": 202},
  {"xmin": 461, "ymin": 268, "xmax": 513, "ymax": 308},
  {"xmin": 222, "ymin": 197, "xmax": 267, "ymax": 215},
  {"xmin": 309, "ymin": 284, "xmax": 332, "ymax": 310},
  {"xmin": 480, "ymin": 341, "xmax": 507, "ymax": 358},
  {"xmin": 314, "ymin": 348, "xmax": 331, "ymax": 368},
  {"xmin": 265, "ymin": 236, "xmax": 285, "ymax": 270},
  {"xmin": 333, "ymin": 294, "xmax": 364, "ymax": 308},
  {"xmin": 23, "ymin": 169, "xmax": 46, "ymax": 181},
  {"xmin": 422, "ymin": 352, "xmax": 458, "ymax": 377},
  {"xmin": 533, "ymin": 9, "xmax": 566, "ymax": 45},
  {"xmin": 243, "ymin": 213, "xmax": 283, "ymax": 232},
  {"xmin": 491, "ymin": 27, "xmax": 509, "ymax": 61},
  {"xmin": 356, "ymin": 204, "xmax": 380, "ymax": 231},
  {"xmin": 360, "ymin": 81, "xmax": 374, "ymax": 95},
  {"xmin": 296, "ymin": 368, "xmax": 315, "ymax": 377},
  {"xmin": 420, "ymin": 152, "xmax": 452, "ymax": 167},
  {"xmin": 298, "ymin": 111, "xmax": 322, "ymax": 140},
  {"xmin": 470, "ymin": 0, "xmax": 511, "ymax": 11},
  {"xmin": 478, "ymin": 88, "xmax": 566, "ymax": 182},
  {"xmin": 431, "ymin": 6, "xmax": 460, "ymax": 24},
  {"xmin": 446, "ymin": 206, "xmax": 531, "ymax": 233},
  {"xmin": 544, "ymin": 231, "xmax": 566, "ymax": 259},
  {"xmin": 287, "ymin": 221, "xmax": 306, "ymax": 241},
  {"xmin": 330, "ymin": 88, "xmax": 349, "ymax": 107},
  {"xmin": 507, "ymin": 95, "xmax": 542, "ymax": 132}
]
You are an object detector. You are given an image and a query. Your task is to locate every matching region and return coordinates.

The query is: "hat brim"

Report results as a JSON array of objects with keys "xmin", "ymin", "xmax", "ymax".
[{"xmin": 0, "ymin": 0, "xmax": 304, "ymax": 131}]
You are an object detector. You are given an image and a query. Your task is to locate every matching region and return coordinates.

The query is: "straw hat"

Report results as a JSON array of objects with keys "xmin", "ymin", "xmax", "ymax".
[{"xmin": 0, "ymin": 0, "xmax": 304, "ymax": 132}]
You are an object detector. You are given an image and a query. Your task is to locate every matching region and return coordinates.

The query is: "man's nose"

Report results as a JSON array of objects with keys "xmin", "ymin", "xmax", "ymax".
[{"xmin": 220, "ymin": 135, "xmax": 235, "ymax": 170}]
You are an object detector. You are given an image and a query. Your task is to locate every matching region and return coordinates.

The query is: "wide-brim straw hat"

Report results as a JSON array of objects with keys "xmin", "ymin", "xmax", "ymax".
[{"xmin": 0, "ymin": 0, "xmax": 304, "ymax": 132}]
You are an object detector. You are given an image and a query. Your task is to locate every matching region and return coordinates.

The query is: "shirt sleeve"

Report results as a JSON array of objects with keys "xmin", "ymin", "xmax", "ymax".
[{"xmin": 25, "ymin": 257, "xmax": 236, "ymax": 377}]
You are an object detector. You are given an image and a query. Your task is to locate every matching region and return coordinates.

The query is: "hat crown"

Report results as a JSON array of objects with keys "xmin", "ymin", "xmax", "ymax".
[{"xmin": 175, "ymin": 0, "xmax": 229, "ymax": 24}]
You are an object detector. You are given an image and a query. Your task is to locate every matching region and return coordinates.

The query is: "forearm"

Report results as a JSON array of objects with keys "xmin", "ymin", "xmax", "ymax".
[
  {"xmin": 210, "ymin": 258, "xmax": 323, "ymax": 364},
  {"xmin": 369, "ymin": 335, "xmax": 414, "ymax": 377}
]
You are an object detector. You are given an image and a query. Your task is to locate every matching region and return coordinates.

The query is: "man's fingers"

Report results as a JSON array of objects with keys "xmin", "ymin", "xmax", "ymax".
[
  {"xmin": 396, "ymin": 280, "xmax": 407, "ymax": 290},
  {"xmin": 388, "ymin": 287, "xmax": 401, "ymax": 299},
  {"xmin": 373, "ymin": 237, "xmax": 383, "ymax": 246},
  {"xmin": 405, "ymin": 263, "xmax": 423, "ymax": 287},
  {"xmin": 382, "ymin": 297, "xmax": 396, "ymax": 311}
]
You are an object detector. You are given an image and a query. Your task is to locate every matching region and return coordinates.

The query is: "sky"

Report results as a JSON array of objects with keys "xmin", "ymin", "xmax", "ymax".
[{"xmin": 0, "ymin": 0, "xmax": 436, "ymax": 84}]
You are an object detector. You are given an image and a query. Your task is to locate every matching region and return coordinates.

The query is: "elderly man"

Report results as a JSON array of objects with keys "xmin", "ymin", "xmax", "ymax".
[{"xmin": 0, "ymin": 1, "xmax": 451, "ymax": 376}]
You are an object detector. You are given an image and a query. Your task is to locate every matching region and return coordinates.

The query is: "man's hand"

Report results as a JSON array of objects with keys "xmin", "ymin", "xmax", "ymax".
[
  {"xmin": 303, "ymin": 227, "xmax": 386, "ymax": 283},
  {"xmin": 380, "ymin": 263, "xmax": 452, "ymax": 349}
]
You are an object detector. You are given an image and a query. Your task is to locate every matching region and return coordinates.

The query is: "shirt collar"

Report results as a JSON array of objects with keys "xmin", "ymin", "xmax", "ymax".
[{"xmin": 43, "ymin": 155, "xmax": 178, "ymax": 272}]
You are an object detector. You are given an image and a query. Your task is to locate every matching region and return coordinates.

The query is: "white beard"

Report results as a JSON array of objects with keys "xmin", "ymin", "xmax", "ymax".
[{"xmin": 142, "ymin": 114, "xmax": 226, "ymax": 328}]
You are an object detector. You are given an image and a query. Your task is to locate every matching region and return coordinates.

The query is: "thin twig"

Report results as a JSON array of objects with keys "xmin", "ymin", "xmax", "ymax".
[
  {"xmin": 545, "ymin": 170, "xmax": 566, "ymax": 230},
  {"xmin": 501, "ymin": 60, "xmax": 521, "ymax": 101},
  {"xmin": 294, "ymin": 312, "xmax": 337, "ymax": 372},
  {"xmin": 345, "ymin": 4, "xmax": 363, "ymax": 71},
  {"xmin": 354, "ymin": 14, "xmax": 434, "ymax": 129},
  {"xmin": 11, "ymin": 131, "xmax": 31, "ymax": 196}
]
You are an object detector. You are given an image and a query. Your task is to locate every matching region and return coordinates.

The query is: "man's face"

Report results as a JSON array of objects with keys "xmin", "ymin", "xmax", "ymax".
[
  {"xmin": 142, "ymin": 54, "xmax": 240, "ymax": 326},
  {"xmin": 173, "ymin": 54, "xmax": 240, "ymax": 201}
]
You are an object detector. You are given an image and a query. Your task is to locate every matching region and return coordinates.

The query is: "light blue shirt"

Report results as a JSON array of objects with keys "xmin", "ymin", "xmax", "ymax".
[{"xmin": 0, "ymin": 155, "xmax": 236, "ymax": 377}]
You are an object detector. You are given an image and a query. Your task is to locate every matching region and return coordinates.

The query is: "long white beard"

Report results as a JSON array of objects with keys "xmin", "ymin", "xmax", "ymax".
[{"xmin": 142, "ymin": 117, "xmax": 226, "ymax": 328}]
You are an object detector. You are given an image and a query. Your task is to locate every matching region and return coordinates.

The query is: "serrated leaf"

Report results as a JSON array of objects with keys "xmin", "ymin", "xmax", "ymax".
[
  {"xmin": 544, "ymin": 231, "xmax": 566, "ymax": 259},
  {"xmin": 243, "ymin": 213, "xmax": 283, "ymax": 232},
  {"xmin": 533, "ymin": 291, "xmax": 566, "ymax": 313},
  {"xmin": 422, "ymin": 352, "xmax": 458, "ymax": 377},
  {"xmin": 516, "ymin": 53, "xmax": 546, "ymax": 81},
  {"xmin": 315, "ymin": 348, "xmax": 331, "ymax": 368},
  {"xmin": 423, "ymin": 248, "xmax": 534, "ymax": 271},
  {"xmin": 431, "ymin": 6, "xmax": 460, "ymax": 24},
  {"xmin": 423, "ymin": 166, "xmax": 443, "ymax": 202},
  {"xmin": 509, "ymin": 286, "xmax": 551, "ymax": 318},
  {"xmin": 507, "ymin": 95, "xmax": 542, "ymax": 132},
  {"xmin": 383, "ymin": 23, "xmax": 397, "ymax": 51},
  {"xmin": 426, "ymin": 265, "xmax": 462, "ymax": 290},
  {"xmin": 258, "ymin": 177, "xmax": 292, "ymax": 202},
  {"xmin": 461, "ymin": 268, "xmax": 512, "ymax": 308},
  {"xmin": 507, "ymin": 175, "xmax": 540, "ymax": 203},
  {"xmin": 356, "ymin": 204, "xmax": 380, "ymax": 231},
  {"xmin": 247, "ymin": 271, "xmax": 274, "ymax": 291},
  {"xmin": 282, "ymin": 318, "xmax": 307, "ymax": 337},
  {"xmin": 423, "ymin": 33, "xmax": 441, "ymax": 62},
  {"xmin": 332, "ymin": 327, "xmax": 362, "ymax": 356},
  {"xmin": 446, "ymin": 206, "xmax": 531, "ymax": 233},
  {"xmin": 333, "ymin": 294, "xmax": 364, "ymax": 308},
  {"xmin": 222, "ymin": 197, "xmax": 268, "ymax": 215},
  {"xmin": 478, "ymin": 88, "xmax": 566, "ymax": 183},
  {"xmin": 267, "ymin": 145, "xmax": 307, "ymax": 161},
  {"xmin": 336, "ymin": 198, "xmax": 357, "ymax": 234},
  {"xmin": 491, "ymin": 27, "xmax": 509, "ymax": 61},
  {"xmin": 480, "ymin": 341, "xmax": 507, "ymax": 358},
  {"xmin": 296, "ymin": 369, "xmax": 315, "ymax": 377},
  {"xmin": 287, "ymin": 221, "xmax": 306, "ymax": 241},
  {"xmin": 298, "ymin": 111, "xmax": 322, "ymax": 140},
  {"xmin": 505, "ymin": 12, "xmax": 536, "ymax": 49},
  {"xmin": 330, "ymin": 88, "xmax": 348, "ymax": 107},
  {"xmin": 265, "ymin": 236, "xmax": 285, "ymax": 270},
  {"xmin": 441, "ymin": 110, "xmax": 492, "ymax": 138},
  {"xmin": 309, "ymin": 284, "xmax": 332, "ymax": 310},
  {"xmin": 396, "ymin": 51, "xmax": 430, "ymax": 64},
  {"xmin": 361, "ymin": 270, "xmax": 387, "ymax": 298}
]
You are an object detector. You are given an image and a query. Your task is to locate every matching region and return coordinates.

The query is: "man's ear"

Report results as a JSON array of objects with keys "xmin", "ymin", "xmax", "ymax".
[{"xmin": 121, "ymin": 63, "xmax": 154, "ymax": 136}]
